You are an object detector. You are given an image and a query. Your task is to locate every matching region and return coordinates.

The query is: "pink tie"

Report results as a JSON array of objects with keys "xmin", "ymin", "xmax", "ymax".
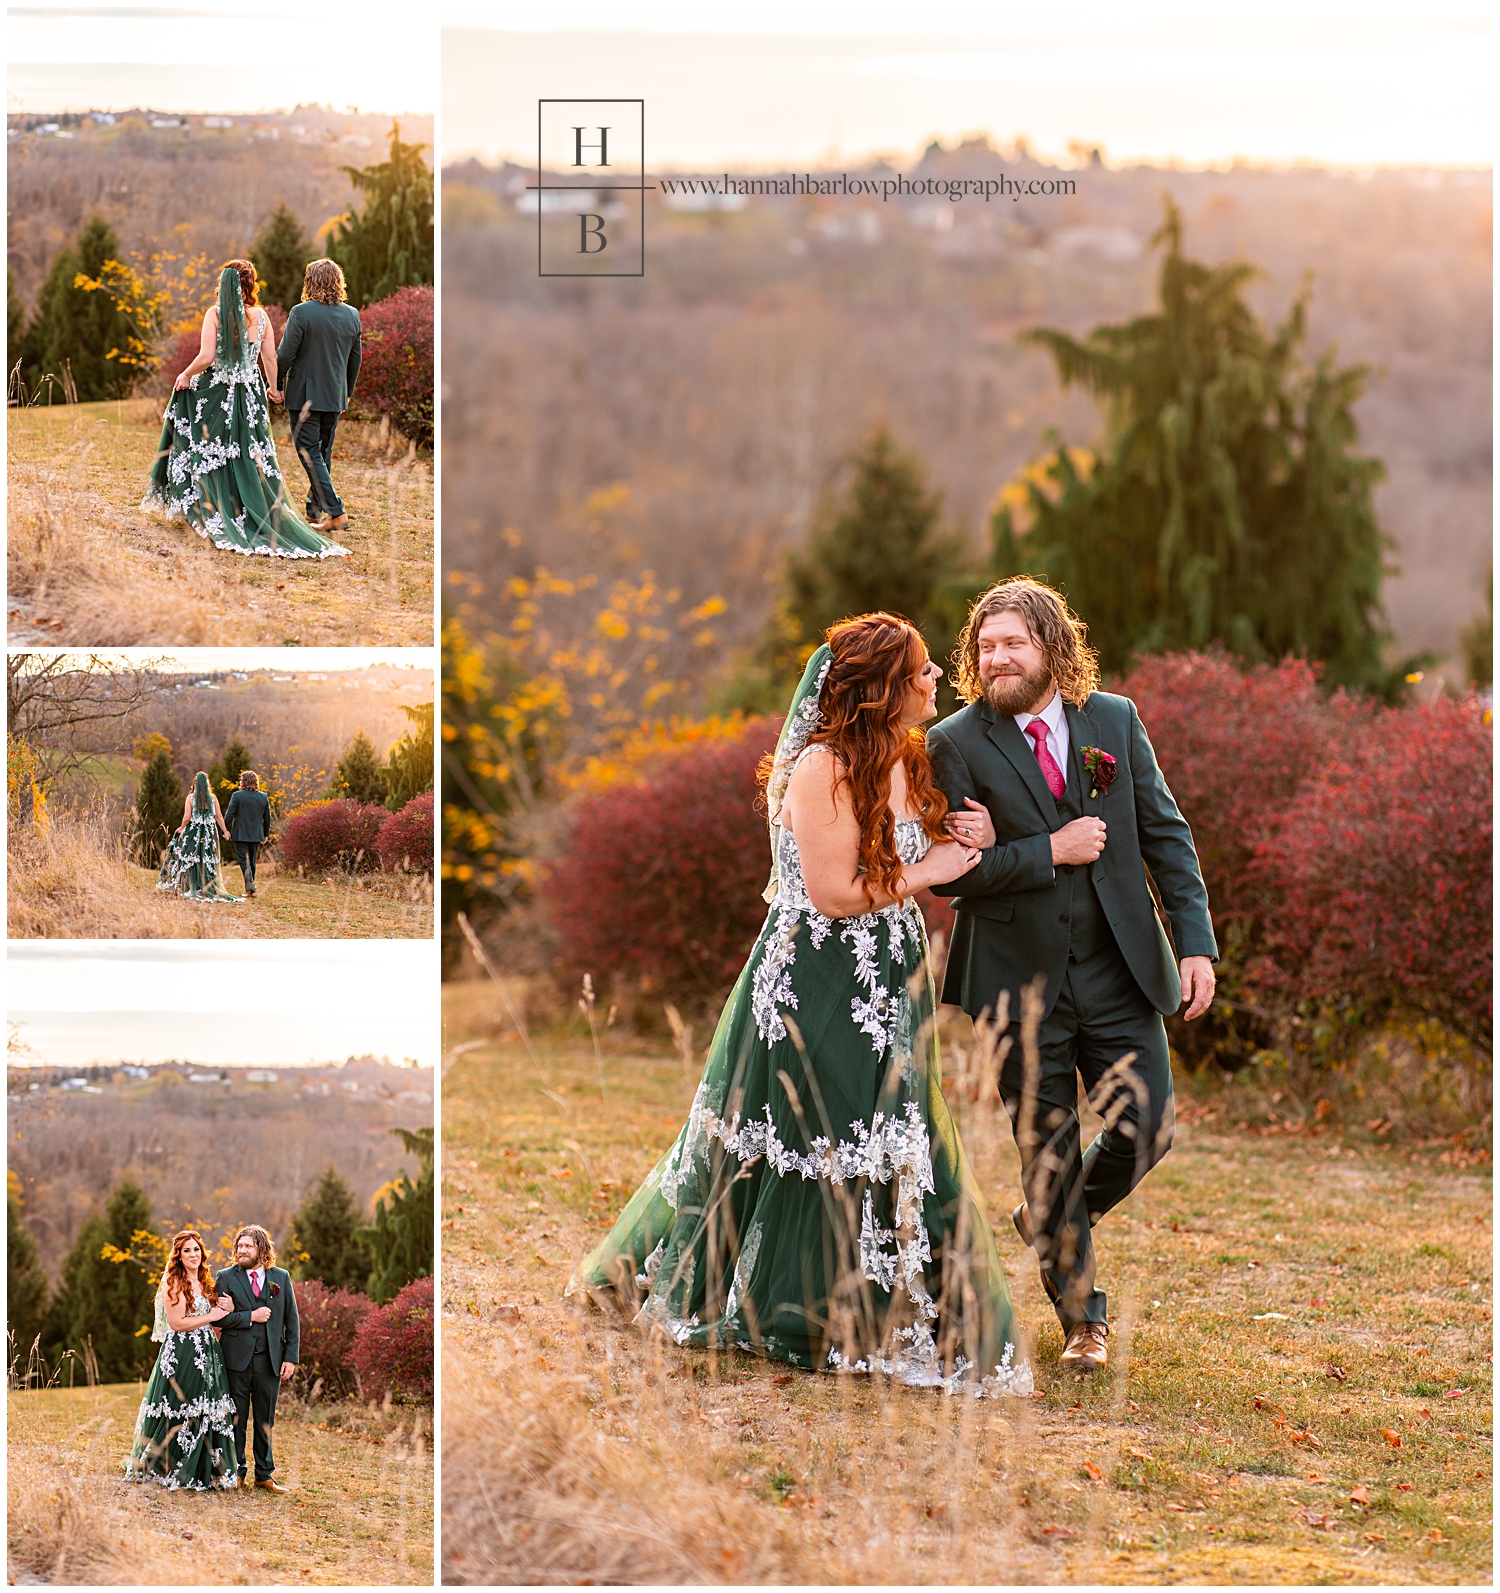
[
  {"xmin": 251, "ymin": 1272, "xmax": 261, "ymax": 1298},
  {"xmin": 1025, "ymin": 719, "xmax": 1067, "ymax": 799}
]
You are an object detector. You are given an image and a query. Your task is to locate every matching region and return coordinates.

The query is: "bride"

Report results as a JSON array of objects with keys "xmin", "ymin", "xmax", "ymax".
[
  {"xmin": 569, "ymin": 613, "xmax": 1032, "ymax": 1395},
  {"xmin": 125, "ymin": 1230, "xmax": 239, "ymax": 1490},
  {"xmin": 157, "ymin": 772, "xmax": 241, "ymax": 902},
  {"xmin": 143, "ymin": 260, "xmax": 350, "ymax": 561}
]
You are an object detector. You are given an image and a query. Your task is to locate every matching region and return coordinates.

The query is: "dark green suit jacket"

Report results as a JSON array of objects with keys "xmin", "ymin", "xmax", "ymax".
[
  {"xmin": 223, "ymin": 789, "xmax": 271, "ymax": 843},
  {"xmin": 277, "ymin": 300, "xmax": 362, "ymax": 415},
  {"xmin": 214, "ymin": 1264, "xmax": 300, "ymax": 1374},
  {"xmin": 926, "ymin": 690, "xmax": 1217, "ymax": 1022}
]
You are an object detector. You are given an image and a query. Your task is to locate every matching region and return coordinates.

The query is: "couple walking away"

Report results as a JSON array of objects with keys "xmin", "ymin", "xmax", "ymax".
[
  {"xmin": 125, "ymin": 1226, "xmax": 300, "ymax": 1492},
  {"xmin": 157, "ymin": 770, "xmax": 271, "ymax": 902},
  {"xmin": 569, "ymin": 578, "xmax": 1217, "ymax": 1390},
  {"xmin": 143, "ymin": 257, "xmax": 362, "ymax": 557}
]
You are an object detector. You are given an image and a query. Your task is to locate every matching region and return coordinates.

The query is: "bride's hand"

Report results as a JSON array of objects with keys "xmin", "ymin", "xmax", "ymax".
[
  {"xmin": 174, "ymin": 370, "xmax": 191, "ymax": 390},
  {"xmin": 944, "ymin": 798, "xmax": 994, "ymax": 850},
  {"xmin": 920, "ymin": 838, "xmax": 981, "ymax": 886}
]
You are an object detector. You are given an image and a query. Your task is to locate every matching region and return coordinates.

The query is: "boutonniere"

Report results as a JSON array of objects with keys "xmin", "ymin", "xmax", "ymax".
[
  {"xmin": 1081, "ymin": 746, "xmax": 1117, "ymax": 800},
  {"xmin": 269, "ymin": 1282, "xmax": 281, "ymax": 1299}
]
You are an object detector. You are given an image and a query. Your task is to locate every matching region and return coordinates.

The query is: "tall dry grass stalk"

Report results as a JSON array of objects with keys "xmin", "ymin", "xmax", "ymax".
[
  {"xmin": 9, "ymin": 805, "xmax": 230, "ymax": 938},
  {"xmin": 443, "ymin": 926, "xmax": 1157, "ymax": 1583},
  {"xmin": 8, "ymin": 455, "xmax": 217, "ymax": 646}
]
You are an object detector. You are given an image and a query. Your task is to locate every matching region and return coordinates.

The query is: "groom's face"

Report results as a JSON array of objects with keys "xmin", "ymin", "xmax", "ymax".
[
  {"xmin": 235, "ymin": 1234, "xmax": 260, "ymax": 1267},
  {"xmin": 978, "ymin": 611, "xmax": 1053, "ymax": 715}
]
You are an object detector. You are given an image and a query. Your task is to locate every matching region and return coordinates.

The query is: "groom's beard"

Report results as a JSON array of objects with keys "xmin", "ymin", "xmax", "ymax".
[{"xmin": 982, "ymin": 661, "xmax": 1054, "ymax": 717}]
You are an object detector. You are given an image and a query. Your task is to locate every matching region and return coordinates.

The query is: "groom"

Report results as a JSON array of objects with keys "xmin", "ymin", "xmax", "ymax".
[
  {"xmin": 223, "ymin": 770, "xmax": 271, "ymax": 897},
  {"xmin": 928, "ymin": 577, "xmax": 1217, "ymax": 1370},
  {"xmin": 273, "ymin": 257, "xmax": 362, "ymax": 536},
  {"xmin": 215, "ymin": 1225, "xmax": 300, "ymax": 1491}
]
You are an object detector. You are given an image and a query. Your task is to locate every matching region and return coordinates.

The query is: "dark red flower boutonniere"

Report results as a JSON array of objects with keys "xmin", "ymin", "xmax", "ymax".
[
  {"xmin": 269, "ymin": 1282, "xmax": 281, "ymax": 1300},
  {"xmin": 1082, "ymin": 746, "xmax": 1117, "ymax": 800}
]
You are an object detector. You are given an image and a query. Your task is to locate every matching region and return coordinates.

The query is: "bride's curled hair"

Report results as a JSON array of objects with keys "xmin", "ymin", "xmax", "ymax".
[
  {"xmin": 807, "ymin": 613, "xmax": 950, "ymax": 905},
  {"xmin": 163, "ymin": 1229, "xmax": 216, "ymax": 1309},
  {"xmin": 222, "ymin": 259, "xmax": 258, "ymax": 308}
]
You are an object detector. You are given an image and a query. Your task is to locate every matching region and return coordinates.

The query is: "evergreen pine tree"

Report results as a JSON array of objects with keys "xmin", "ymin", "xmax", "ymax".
[
  {"xmin": 329, "ymin": 730, "xmax": 389, "ymax": 805},
  {"xmin": 992, "ymin": 198, "xmax": 1395, "ymax": 693},
  {"xmin": 132, "ymin": 749, "xmax": 183, "ymax": 866},
  {"xmin": 251, "ymin": 202, "xmax": 313, "ymax": 312},
  {"xmin": 7, "ymin": 1173, "xmax": 50, "ymax": 1368},
  {"xmin": 385, "ymin": 703, "xmax": 434, "ymax": 811},
  {"xmin": 762, "ymin": 426, "xmax": 966, "ymax": 697},
  {"xmin": 356, "ymin": 1128, "xmax": 433, "ymax": 1303},
  {"xmin": 287, "ymin": 1166, "xmax": 373, "ymax": 1295},
  {"xmin": 326, "ymin": 122, "xmax": 434, "ymax": 307},
  {"xmin": 46, "ymin": 1183, "xmax": 157, "ymax": 1383},
  {"xmin": 34, "ymin": 217, "xmax": 138, "ymax": 401}
]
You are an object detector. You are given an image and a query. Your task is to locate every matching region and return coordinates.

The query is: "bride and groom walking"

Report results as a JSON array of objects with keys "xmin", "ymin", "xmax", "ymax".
[
  {"xmin": 157, "ymin": 770, "xmax": 271, "ymax": 903},
  {"xmin": 126, "ymin": 1226, "xmax": 300, "ymax": 1492},
  {"xmin": 570, "ymin": 578, "xmax": 1217, "ymax": 1389},
  {"xmin": 143, "ymin": 257, "xmax": 363, "ymax": 557}
]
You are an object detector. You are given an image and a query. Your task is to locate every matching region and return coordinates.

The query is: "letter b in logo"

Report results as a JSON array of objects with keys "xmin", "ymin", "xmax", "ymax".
[{"xmin": 578, "ymin": 214, "xmax": 607, "ymax": 254}]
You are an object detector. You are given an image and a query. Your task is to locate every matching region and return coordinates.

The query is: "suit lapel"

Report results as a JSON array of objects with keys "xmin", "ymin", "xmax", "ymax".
[
  {"xmin": 1064, "ymin": 701, "xmax": 1100, "ymax": 815},
  {"xmin": 982, "ymin": 703, "xmax": 1059, "ymax": 823}
]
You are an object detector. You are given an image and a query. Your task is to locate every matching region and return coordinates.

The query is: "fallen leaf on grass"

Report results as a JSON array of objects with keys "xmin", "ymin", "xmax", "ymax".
[
  {"xmin": 772, "ymin": 1374, "xmax": 793, "ymax": 1386},
  {"xmin": 1326, "ymin": 1364, "xmax": 1347, "ymax": 1381},
  {"xmin": 1443, "ymin": 1388, "xmax": 1469, "ymax": 1399},
  {"xmin": 1289, "ymin": 1428, "xmax": 1323, "ymax": 1449},
  {"xmin": 1427, "ymin": 1528, "xmax": 1447, "ymax": 1544},
  {"xmin": 1363, "ymin": 1532, "xmax": 1387, "ymax": 1543},
  {"xmin": 1082, "ymin": 1460, "xmax": 1103, "ymax": 1481},
  {"xmin": 1380, "ymin": 1429, "xmax": 1402, "ymax": 1447},
  {"xmin": 1395, "ymin": 1482, "xmax": 1413, "ymax": 1492},
  {"xmin": 1124, "ymin": 1445, "xmax": 1153, "ymax": 1462},
  {"xmin": 495, "ymin": 1305, "xmax": 521, "ymax": 1323},
  {"xmin": 1034, "ymin": 1524, "xmax": 1078, "ymax": 1541},
  {"xmin": 1350, "ymin": 1486, "xmax": 1371, "ymax": 1505},
  {"xmin": 1444, "ymin": 1515, "xmax": 1471, "ymax": 1527}
]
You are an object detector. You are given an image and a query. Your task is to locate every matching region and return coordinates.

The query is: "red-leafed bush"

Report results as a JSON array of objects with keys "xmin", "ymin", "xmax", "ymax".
[
  {"xmin": 352, "ymin": 285, "xmax": 433, "ymax": 448},
  {"xmin": 1250, "ymin": 697, "xmax": 1492, "ymax": 1043},
  {"xmin": 1117, "ymin": 650, "xmax": 1367, "ymax": 923},
  {"xmin": 279, "ymin": 799, "xmax": 387, "ymax": 874},
  {"xmin": 376, "ymin": 791, "xmax": 434, "ymax": 875},
  {"xmin": 548, "ymin": 720, "xmax": 781, "ymax": 1000},
  {"xmin": 349, "ymin": 1275, "xmax": 433, "ymax": 1403},
  {"xmin": 292, "ymin": 1279, "xmax": 375, "ymax": 1399}
]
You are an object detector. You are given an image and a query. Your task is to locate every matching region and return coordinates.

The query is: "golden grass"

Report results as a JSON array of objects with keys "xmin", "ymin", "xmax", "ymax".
[
  {"xmin": 7, "ymin": 1383, "xmax": 432, "ymax": 1585},
  {"xmin": 7, "ymin": 400, "xmax": 432, "ymax": 646},
  {"xmin": 440, "ymin": 976, "xmax": 1493, "ymax": 1585},
  {"xmin": 8, "ymin": 808, "xmax": 432, "ymax": 940}
]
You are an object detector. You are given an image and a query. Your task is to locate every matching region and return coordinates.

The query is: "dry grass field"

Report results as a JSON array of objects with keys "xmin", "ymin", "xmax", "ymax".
[
  {"xmin": 7, "ymin": 400, "xmax": 432, "ymax": 647},
  {"xmin": 8, "ymin": 807, "xmax": 432, "ymax": 940},
  {"xmin": 7, "ymin": 1383, "xmax": 432, "ymax": 1586},
  {"xmin": 440, "ymin": 977, "xmax": 1492, "ymax": 1585}
]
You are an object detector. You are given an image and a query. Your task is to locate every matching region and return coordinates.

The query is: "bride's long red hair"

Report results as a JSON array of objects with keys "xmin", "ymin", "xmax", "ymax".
[
  {"xmin": 805, "ymin": 614, "xmax": 949, "ymax": 905},
  {"xmin": 163, "ymin": 1229, "xmax": 216, "ymax": 1309}
]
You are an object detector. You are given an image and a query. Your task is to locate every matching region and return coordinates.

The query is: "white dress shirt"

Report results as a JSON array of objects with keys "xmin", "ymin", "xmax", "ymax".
[{"xmin": 1015, "ymin": 688, "xmax": 1070, "ymax": 784}]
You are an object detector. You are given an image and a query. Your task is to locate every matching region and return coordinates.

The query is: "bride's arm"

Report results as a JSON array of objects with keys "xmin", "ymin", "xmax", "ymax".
[
  {"xmin": 259, "ymin": 312, "xmax": 279, "ymax": 396},
  {"xmin": 782, "ymin": 751, "xmax": 979, "ymax": 918},
  {"xmin": 175, "ymin": 307, "xmax": 218, "ymax": 389},
  {"xmin": 213, "ymin": 794, "xmax": 231, "ymax": 839},
  {"xmin": 177, "ymin": 793, "xmax": 192, "ymax": 834},
  {"xmin": 163, "ymin": 1289, "xmax": 225, "ymax": 1333}
]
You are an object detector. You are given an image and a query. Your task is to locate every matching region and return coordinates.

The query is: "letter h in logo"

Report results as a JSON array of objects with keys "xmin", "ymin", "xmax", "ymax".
[{"xmin": 534, "ymin": 99, "xmax": 648, "ymax": 277}]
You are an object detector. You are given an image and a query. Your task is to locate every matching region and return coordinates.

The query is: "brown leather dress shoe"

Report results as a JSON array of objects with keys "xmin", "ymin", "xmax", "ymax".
[
  {"xmin": 254, "ymin": 1478, "xmax": 290, "ymax": 1493},
  {"xmin": 1012, "ymin": 1202, "xmax": 1034, "ymax": 1248},
  {"xmin": 1060, "ymin": 1321, "xmax": 1109, "ymax": 1369}
]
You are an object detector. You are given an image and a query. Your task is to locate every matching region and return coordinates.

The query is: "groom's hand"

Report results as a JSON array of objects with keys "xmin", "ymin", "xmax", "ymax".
[
  {"xmin": 1179, "ymin": 956, "xmax": 1216, "ymax": 1020},
  {"xmin": 1051, "ymin": 817, "xmax": 1106, "ymax": 865},
  {"xmin": 279, "ymin": 1363, "xmax": 297, "ymax": 1382},
  {"xmin": 251, "ymin": 1306, "xmax": 271, "ymax": 1323}
]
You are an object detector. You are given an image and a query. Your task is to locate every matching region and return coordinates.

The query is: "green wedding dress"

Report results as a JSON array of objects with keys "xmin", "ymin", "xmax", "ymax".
[
  {"xmin": 568, "ymin": 648, "xmax": 1032, "ymax": 1395},
  {"xmin": 156, "ymin": 772, "xmax": 241, "ymax": 903},
  {"xmin": 125, "ymin": 1286, "xmax": 239, "ymax": 1491},
  {"xmin": 142, "ymin": 267, "xmax": 349, "ymax": 560}
]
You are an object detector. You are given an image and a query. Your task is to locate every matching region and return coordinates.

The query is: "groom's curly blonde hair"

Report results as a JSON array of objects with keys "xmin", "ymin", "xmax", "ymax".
[
  {"xmin": 301, "ymin": 259, "xmax": 348, "ymax": 306},
  {"xmin": 234, "ymin": 1225, "xmax": 276, "ymax": 1268},
  {"xmin": 953, "ymin": 577, "xmax": 1101, "ymax": 708}
]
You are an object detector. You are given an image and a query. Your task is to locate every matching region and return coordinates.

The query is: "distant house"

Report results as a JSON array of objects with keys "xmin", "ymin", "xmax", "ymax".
[
  {"xmin": 307, "ymin": 673, "xmax": 328, "ymax": 681},
  {"xmin": 230, "ymin": 672, "xmax": 248, "ymax": 681},
  {"xmin": 188, "ymin": 1072, "xmax": 225, "ymax": 1084},
  {"xmin": 245, "ymin": 1069, "xmax": 279, "ymax": 1083},
  {"xmin": 60, "ymin": 1077, "xmax": 89, "ymax": 1090},
  {"xmin": 36, "ymin": 123, "xmax": 60, "ymax": 136},
  {"xmin": 150, "ymin": 118, "xmax": 181, "ymax": 130},
  {"xmin": 203, "ymin": 116, "xmax": 233, "ymax": 128},
  {"xmin": 272, "ymin": 675, "xmax": 294, "ymax": 683},
  {"xmin": 90, "ymin": 112, "xmax": 116, "ymax": 125},
  {"xmin": 122, "ymin": 1066, "xmax": 150, "ymax": 1080}
]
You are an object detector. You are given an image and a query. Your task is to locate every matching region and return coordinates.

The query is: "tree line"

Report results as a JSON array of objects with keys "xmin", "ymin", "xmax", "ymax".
[
  {"xmin": 131, "ymin": 704, "xmax": 434, "ymax": 868},
  {"xmin": 8, "ymin": 1129, "xmax": 433, "ymax": 1387},
  {"xmin": 8, "ymin": 122, "xmax": 433, "ymax": 405}
]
